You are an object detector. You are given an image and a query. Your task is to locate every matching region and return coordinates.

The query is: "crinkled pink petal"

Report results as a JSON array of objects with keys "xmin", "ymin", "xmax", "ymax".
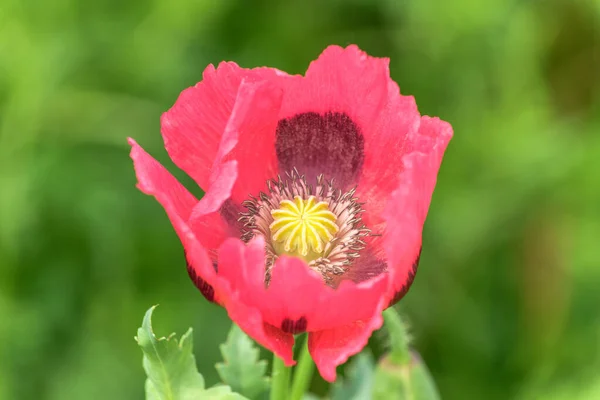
[
  {"xmin": 217, "ymin": 237, "xmax": 389, "ymax": 333},
  {"xmin": 188, "ymin": 160, "xmax": 238, "ymax": 255},
  {"xmin": 383, "ymin": 116, "xmax": 453, "ymax": 303},
  {"xmin": 273, "ymin": 45, "xmax": 390, "ymax": 188},
  {"xmin": 276, "ymin": 45, "xmax": 422, "ymax": 232},
  {"xmin": 130, "ymin": 139, "xmax": 295, "ymax": 363},
  {"xmin": 266, "ymin": 256, "xmax": 388, "ymax": 332},
  {"xmin": 279, "ymin": 45, "xmax": 389, "ymax": 130},
  {"xmin": 216, "ymin": 237, "xmax": 295, "ymax": 365},
  {"xmin": 181, "ymin": 228, "xmax": 294, "ymax": 364},
  {"xmin": 187, "ymin": 78, "xmax": 287, "ymax": 251},
  {"xmin": 161, "ymin": 62, "xmax": 294, "ymax": 190},
  {"xmin": 214, "ymin": 79, "xmax": 286, "ymax": 203},
  {"xmin": 308, "ymin": 303, "xmax": 385, "ymax": 382},
  {"xmin": 129, "ymin": 139, "xmax": 215, "ymax": 290},
  {"xmin": 129, "ymin": 138, "xmax": 196, "ymax": 223},
  {"xmin": 227, "ymin": 299, "xmax": 295, "ymax": 366},
  {"xmin": 216, "ymin": 237, "xmax": 267, "ymax": 296},
  {"xmin": 128, "ymin": 138, "xmax": 222, "ymax": 264},
  {"xmin": 356, "ymin": 81, "xmax": 421, "ymax": 235}
]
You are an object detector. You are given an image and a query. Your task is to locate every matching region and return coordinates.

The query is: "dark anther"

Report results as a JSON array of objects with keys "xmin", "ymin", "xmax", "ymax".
[
  {"xmin": 388, "ymin": 246, "xmax": 422, "ymax": 307},
  {"xmin": 185, "ymin": 252, "xmax": 217, "ymax": 303},
  {"xmin": 275, "ymin": 112, "xmax": 365, "ymax": 189},
  {"xmin": 281, "ymin": 316, "xmax": 308, "ymax": 334}
]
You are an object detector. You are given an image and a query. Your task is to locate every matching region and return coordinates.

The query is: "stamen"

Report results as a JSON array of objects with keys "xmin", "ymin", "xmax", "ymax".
[{"xmin": 239, "ymin": 170, "xmax": 371, "ymax": 286}]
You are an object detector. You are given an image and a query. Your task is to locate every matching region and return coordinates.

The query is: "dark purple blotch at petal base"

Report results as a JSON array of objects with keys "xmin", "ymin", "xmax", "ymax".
[
  {"xmin": 185, "ymin": 253, "xmax": 217, "ymax": 303},
  {"xmin": 281, "ymin": 316, "xmax": 308, "ymax": 334},
  {"xmin": 275, "ymin": 112, "xmax": 365, "ymax": 188},
  {"xmin": 344, "ymin": 250, "xmax": 388, "ymax": 283}
]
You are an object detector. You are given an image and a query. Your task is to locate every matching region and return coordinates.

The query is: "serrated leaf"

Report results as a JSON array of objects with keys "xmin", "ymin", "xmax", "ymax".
[
  {"xmin": 331, "ymin": 353, "xmax": 376, "ymax": 400},
  {"xmin": 202, "ymin": 385, "xmax": 251, "ymax": 400},
  {"xmin": 215, "ymin": 324, "xmax": 270, "ymax": 399},
  {"xmin": 136, "ymin": 306, "xmax": 248, "ymax": 400}
]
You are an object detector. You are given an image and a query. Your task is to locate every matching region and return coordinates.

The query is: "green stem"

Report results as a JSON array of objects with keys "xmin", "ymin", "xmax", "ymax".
[
  {"xmin": 290, "ymin": 335, "xmax": 314, "ymax": 400},
  {"xmin": 270, "ymin": 353, "xmax": 291, "ymax": 400},
  {"xmin": 383, "ymin": 307, "xmax": 411, "ymax": 365}
]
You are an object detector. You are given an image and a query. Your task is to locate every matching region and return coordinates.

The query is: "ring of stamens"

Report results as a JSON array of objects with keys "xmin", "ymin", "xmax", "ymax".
[{"xmin": 239, "ymin": 170, "xmax": 370, "ymax": 286}]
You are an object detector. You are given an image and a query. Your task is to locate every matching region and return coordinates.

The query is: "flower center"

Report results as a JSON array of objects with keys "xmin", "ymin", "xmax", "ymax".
[
  {"xmin": 239, "ymin": 170, "xmax": 370, "ymax": 286},
  {"xmin": 270, "ymin": 196, "xmax": 339, "ymax": 262}
]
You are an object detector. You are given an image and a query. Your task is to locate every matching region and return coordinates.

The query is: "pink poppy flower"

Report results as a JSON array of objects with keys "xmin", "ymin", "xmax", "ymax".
[{"xmin": 129, "ymin": 45, "xmax": 452, "ymax": 382}]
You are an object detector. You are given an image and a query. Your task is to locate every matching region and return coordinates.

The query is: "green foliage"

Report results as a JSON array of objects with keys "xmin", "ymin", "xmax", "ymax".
[
  {"xmin": 330, "ymin": 309, "xmax": 439, "ymax": 400},
  {"xmin": 372, "ymin": 355, "xmax": 440, "ymax": 400},
  {"xmin": 372, "ymin": 308, "xmax": 441, "ymax": 400},
  {"xmin": 404, "ymin": 360, "xmax": 440, "ymax": 400},
  {"xmin": 1, "ymin": 0, "xmax": 599, "ymax": 399},
  {"xmin": 136, "ymin": 306, "xmax": 247, "ymax": 400},
  {"xmin": 382, "ymin": 308, "xmax": 412, "ymax": 365},
  {"xmin": 302, "ymin": 395, "xmax": 321, "ymax": 400},
  {"xmin": 215, "ymin": 324, "xmax": 270, "ymax": 400},
  {"xmin": 331, "ymin": 353, "xmax": 375, "ymax": 400}
]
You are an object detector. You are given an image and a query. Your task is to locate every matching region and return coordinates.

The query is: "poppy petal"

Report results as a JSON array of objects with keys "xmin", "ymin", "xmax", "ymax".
[
  {"xmin": 216, "ymin": 236, "xmax": 296, "ymax": 365},
  {"xmin": 308, "ymin": 306, "xmax": 385, "ymax": 382},
  {"xmin": 281, "ymin": 45, "xmax": 389, "ymax": 129},
  {"xmin": 129, "ymin": 138, "xmax": 196, "ymax": 224},
  {"xmin": 383, "ymin": 116, "xmax": 453, "ymax": 304},
  {"xmin": 161, "ymin": 62, "xmax": 293, "ymax": 190},
  {"xmin": 187, "ymin": 78, "xmax": 287, "ymax": 250},
  {"xmin": 267, "ymin": 257, "xmax": 388, "ymax": 332},
  {"xmin": 214, "ymin": 79, "xmax": 285, "ymax": 203},
  {"xmin": 356, "ymin": 81, "xmax": 421, "ymax": 234},
  {"xmin": 275, "ymin": 45, "xmax": 390, "ymax": 187},
  {"xmin": 227, "ymin": 300, "xmax": 296, "ymax": 367},
  {"xmin": 217, "ymin": 237, "xmax": 389, "ymax": 334},
  {"xmin": 180, "ymin": 230, "xmax": 295, "ymax": 364},
  {"xmin": 188, "ymin": 160, "xmax": 239, "ymax": 255},
  {"xmin": 128, "ymin": 138, "xmax": 221, "ymax": 299}
]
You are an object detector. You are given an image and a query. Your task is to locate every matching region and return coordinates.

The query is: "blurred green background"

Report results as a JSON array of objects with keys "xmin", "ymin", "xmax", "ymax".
[{"xmin": 1, "ymin": 0, "xmax": 599, "ymax": 399}]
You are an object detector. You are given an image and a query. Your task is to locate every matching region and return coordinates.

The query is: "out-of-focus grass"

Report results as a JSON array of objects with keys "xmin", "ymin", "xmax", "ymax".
[{"xmin": 0, "ymin": 0, "xmax": 598, "ymax": 399}]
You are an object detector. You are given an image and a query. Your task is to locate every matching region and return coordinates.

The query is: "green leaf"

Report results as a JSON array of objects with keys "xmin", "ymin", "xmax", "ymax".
[
  {"xmin": 201, "ymin": 385, "xmax": 251, "ymax": 400},
  {"xmin": 331, "ymin": 353, "xmax": 376, "ymax": 400},
  {"xmin": 136, "ymin": 306, "xmax": 248, "ymax": 400},
  {"xmin": 215, "ymin": 323, "xmax": 270, "ymax": 399}
]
